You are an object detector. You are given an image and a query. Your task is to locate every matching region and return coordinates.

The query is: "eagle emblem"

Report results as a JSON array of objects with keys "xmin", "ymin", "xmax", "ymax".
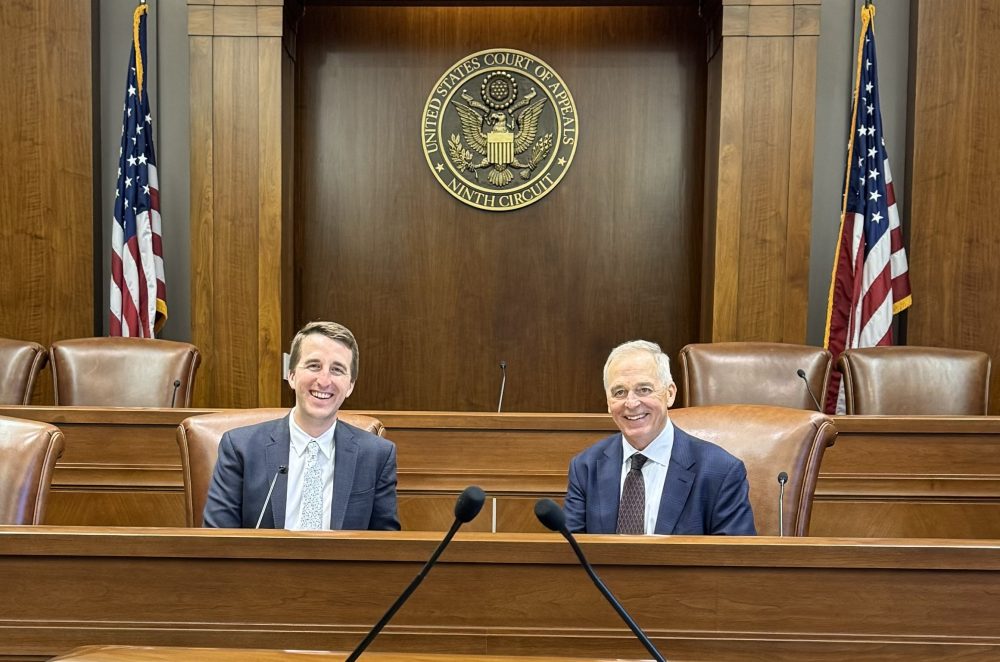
[{"xmin": 448, "ymin": 71, "xmax": 553, "ymax": 187}]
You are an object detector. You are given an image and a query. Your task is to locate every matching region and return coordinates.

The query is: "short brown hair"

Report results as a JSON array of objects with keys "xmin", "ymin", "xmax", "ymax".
[{"xmin": 288, "ymin": 321, "xmax": 359, "ymax": 383}]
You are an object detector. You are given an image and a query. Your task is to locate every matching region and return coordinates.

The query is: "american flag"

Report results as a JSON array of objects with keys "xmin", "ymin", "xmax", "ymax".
[
  {"xmin": 110, "ymin": 3, "xmax": 166, "ymax": 338},
  {"xmin": 824, "ymin": 2, "xmax": 912, "ymax": 414}
]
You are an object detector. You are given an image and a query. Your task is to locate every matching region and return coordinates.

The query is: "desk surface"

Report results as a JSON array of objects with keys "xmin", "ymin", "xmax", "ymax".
[
  {"xmin": 51, "ymin": 645, "xmax": 625, "ymax": 662},
  {"xmin": 3, "ymin": 528, "xmax": 1000, "ymax": 661}
]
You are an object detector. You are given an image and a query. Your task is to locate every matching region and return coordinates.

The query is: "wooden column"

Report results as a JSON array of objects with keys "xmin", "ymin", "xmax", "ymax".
[
  {"xmin": 906, "ymin": 0, "xmax": 1000, "ymax": 415},
  {"xmin": 188, "ymin": 0, "xmax": 295, "ymax": 407},
  {"xmin": 702, "ymin": 0, "xmax": 820, "ymax": 343},
  {"xmin": 0, "ymin": 0, "xmax": 96, "ymax": 404}
]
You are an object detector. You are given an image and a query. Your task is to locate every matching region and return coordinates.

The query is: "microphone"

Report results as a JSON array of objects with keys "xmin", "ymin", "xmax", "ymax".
[
  {"xmin": 533, "ymin": 499, "xmax": 666, "ymax": 662},
  {"xmin": 796, "ymin": 369, "xmax": 822, "ymax": 412},
  {"xmin": 497, "ymin": 360, "xmax": 507, "ymax": 412},
  {"xmin": 777, "ymin": 471, "xmax": 788, "ymax": 537},
  {"xmin": 254, "ymin": 465, "xmax": 288, "ymax": 529},
  {"xmin": 170, "ymin": 379, "xmax": 182, "ymax": 407},
  {"xmin": 346, "ymin": 486, "xmax": 486, "ymax": 662}
]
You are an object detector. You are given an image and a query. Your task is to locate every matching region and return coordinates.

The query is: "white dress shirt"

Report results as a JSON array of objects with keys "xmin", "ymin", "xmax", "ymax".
[
  {"xmin": 619, "ymin": 419, "xmax": 675, "ymax": 535},
  {"xmin": 285, "ymin": 411, "xmax": 336, "ymax": 530}
]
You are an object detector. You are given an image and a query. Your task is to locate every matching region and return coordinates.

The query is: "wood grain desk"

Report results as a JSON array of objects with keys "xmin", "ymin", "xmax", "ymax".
[
  {"xmin": 2, "ymin": 528, "xmax": 999, "ymax": 661},
  {"xmin": 51, "ymin": 645, "xmax": 624, "ymax": 662},
  {"xmin": 3, "ymin": 406, "xmax": 1000, "ymax": 537}
]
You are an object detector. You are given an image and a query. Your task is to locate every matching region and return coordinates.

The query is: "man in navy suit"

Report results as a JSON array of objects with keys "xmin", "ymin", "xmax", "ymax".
[
  {"xmin": 563, "ymin": 340, "xmax": 755, "ymax": 535},
  {"xmin": 203, "ymin": 321, "xmax": 399, "ymax": 530}
]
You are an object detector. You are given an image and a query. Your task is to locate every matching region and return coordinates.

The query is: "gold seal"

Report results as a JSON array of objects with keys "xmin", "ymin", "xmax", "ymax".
[{"xmin": 421, "ymin": 49, "xmax": 578, "ymax": 212}]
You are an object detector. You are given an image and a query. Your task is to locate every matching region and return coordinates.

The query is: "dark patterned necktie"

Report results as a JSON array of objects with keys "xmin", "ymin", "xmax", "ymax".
[{"xmin": 616, "ymin": 453, "xmax": 648, "ymax": 535}]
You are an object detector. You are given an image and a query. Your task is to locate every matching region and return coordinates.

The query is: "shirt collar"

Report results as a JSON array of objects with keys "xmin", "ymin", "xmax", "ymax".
[
  {"xmin": 288, "ymin": 409, "xmax": 337, "ymax": 459},
  {"xmin": 621, "ymin": 418, "xmax": 675, "ymax": 468}
]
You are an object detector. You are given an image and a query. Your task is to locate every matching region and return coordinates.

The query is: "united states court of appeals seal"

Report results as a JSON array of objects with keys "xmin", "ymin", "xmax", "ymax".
[{"xmin": 421, "ymin": 49, "xmax": 578, "ymax": 212}]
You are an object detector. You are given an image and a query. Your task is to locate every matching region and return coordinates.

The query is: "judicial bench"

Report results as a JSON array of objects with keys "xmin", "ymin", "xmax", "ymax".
[
  {"xmin": 2, "ymin": 406, "xmax": 1000, "ymax": 538},
  {"xmin": 2, "ymin": 528, "xmax": 999, "ymax": 661}
]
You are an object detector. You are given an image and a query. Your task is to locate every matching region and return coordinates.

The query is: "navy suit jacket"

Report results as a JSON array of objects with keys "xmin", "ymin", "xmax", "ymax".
[
  {"xmin": 563, "ymin": 424, "xmax": 756, "ymax": 535},
  {"xmin": 203, "ymin": 414, "xmax": 400, "ymax": 530}
]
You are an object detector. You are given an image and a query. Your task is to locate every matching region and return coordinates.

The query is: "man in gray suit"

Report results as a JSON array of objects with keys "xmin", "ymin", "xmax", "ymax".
[{"xmin": 203, "ymin": 321, "xmax": 399, "ymax": 530}]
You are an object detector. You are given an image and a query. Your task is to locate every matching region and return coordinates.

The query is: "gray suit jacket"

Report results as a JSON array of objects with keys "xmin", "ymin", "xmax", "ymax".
[
  {"xmin": 563, "ymin": 425, "xmax": 756, "ymax": 535},
  {"xmin": 203, "ymin": 414, "xmax": 400, "ymax": 530}
]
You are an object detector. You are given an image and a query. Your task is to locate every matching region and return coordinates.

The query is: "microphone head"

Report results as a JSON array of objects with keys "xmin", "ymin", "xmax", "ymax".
[
  {"xmin": 500, "ymin": 360, "xmax": 507, "ymax": 369},
  {"xmin": 173, "ymin": 379, "xmax": 182, "ymax": 387},
  {"xmin": 795, "ymin": 369, "xmax": 806, "ymax": 379},
  {"xmin": 777, "ymin": 471, "xmax": 789, "ymax": 485},
  {"xmin": 454, "ymin": 486, "xmax": 486, "ymax": 523},
  {"xmin": 534, "ymin": 498, "xmax": 566, "ymax": 532},
  {"xmin": 279, "ymin": 465, "xmax": 288, "ymax": 474}
]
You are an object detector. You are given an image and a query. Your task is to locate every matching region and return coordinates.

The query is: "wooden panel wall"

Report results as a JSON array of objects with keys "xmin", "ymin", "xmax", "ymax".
[
  {"xmin": 906, "ymin": 0, "xmax": 1000, "ymax": 414},
  {"xmin": 0, "ymin": 0, "xmax": 96, "ymax": 404},
  {"xmin": 702, "ymin": 0, "xmax": 819, "ymax": 343},
  {"xmin": 294, "ymin": 5, "xmax": 706, "ymax": 412},
  {"xmin": 188, "ymin": 0, "xmax": 295, "ymax": 409},
  {"xmin": 189, "ymin": 0, "xmax": 823, "ymax": 410}
]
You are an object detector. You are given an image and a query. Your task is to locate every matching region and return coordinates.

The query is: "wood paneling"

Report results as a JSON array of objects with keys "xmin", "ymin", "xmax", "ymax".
[
  {"xmin": 906, "ymin": 0, "xmax": 1000, "ymax": 415},
  {"xmin": 3, "ymin": 529, "xmax": 1000, "ymax": 661},
  {"xmin": 0, "ymin": 0, "xmax": 95, "ymax": 405},
  {"xmin": 53, "ymin": 647, "xmax": 619, "ymax": 662},
  {"xmin": 701, "ymin": 0, "xmax": 818, "ymax": 343},
  {"xmin": 294, "ymin": 5, "xmax": 706, "ymax": 412},
  {"xmin": 9, "ymin": 405, "xmax": 1000, "ymax": 538},
  {"xmin": 189, "ymin": 1, "xmax": 294, "ymax": 408}
]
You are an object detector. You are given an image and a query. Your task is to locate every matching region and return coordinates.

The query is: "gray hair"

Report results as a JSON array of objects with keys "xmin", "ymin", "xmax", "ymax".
[{"xmin": 603, "ymin": 340, "xmax": 673, "ymax": 391}]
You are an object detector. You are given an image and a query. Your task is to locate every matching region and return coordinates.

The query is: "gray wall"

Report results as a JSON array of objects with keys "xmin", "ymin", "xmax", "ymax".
[
  {"xmin": 99, "ymin": 0, "xmax": 190, "ymax": 342},
  {"xmin": 95, "ymin": 0, "xmax": 911, "ymax": 349}
]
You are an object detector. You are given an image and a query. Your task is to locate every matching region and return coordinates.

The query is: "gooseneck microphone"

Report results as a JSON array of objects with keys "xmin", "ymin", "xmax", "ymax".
[
  {"xmin": 170, "ymin": 379, "xmax": 182, "ymax": 407},
  {"xmin": 533, "ymin": 499, "xmax": 667, "ymax": 662},
  {"xmin": 796, "ymin": 369, "xmax": 823, "ymax": 412},
  {"xmin": 497, "ymin": 360, "xmax": 507, "ymax": 412},
  {"xmin": 255, "ymin": 465, "xmax": 288, "ymax": 529},
  {"xmin": 777, "ymin": 471, "xmax": 788, "ymax": 537},
  {"xmin": 346, "ymin": 485, "xmax": 486, "ymax": 662}
]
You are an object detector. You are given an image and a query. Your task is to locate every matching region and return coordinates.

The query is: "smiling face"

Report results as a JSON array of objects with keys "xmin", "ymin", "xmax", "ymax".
[
  {"xmin": 287, "ymin": 333, "xmax": 355, "ymax": 437},
  {"xmin": 605, "ymin": 351, "xmax": 677, "ymax": 451}
]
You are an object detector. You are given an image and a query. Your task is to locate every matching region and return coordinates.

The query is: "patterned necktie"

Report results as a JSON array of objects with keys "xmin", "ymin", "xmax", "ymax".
[
  {"xmin": 299, "ymin": 440, "xmax": 324, "ymax": 530},
  {"xmin": 616, "ymin": 453, "xmax": 648, "ymax": 535}
]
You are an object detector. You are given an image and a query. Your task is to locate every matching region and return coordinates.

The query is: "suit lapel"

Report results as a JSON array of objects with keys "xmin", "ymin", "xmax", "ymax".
[
  {"xmin": 265, "ymin": 415, "xmax": 292, "ymax": 528},
  {"xmin": 330, "ymin": 420, "xmax": 359, "ymax": 530},
  {"xmin": 597, "ymin": 436, "xmax": 624, "ymax": 533},
  {"xmin": 654, "ymin": 427, "xmax": 696, "ymax": 535}
]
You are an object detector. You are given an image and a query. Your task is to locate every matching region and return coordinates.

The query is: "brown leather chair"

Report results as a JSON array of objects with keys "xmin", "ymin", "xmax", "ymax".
[
  {"xmin": 0, "ymin": 415, "xmax": 65, "ymax": 524},
  {"xmin": 678, "ymin": 342, "xmax": 832, "ymax": 410},
  {"xmin": 0, "ymin": 338, "xmax": 48, "ymax": 405},
  {"xmin": 669, "ymin": 405, "xmax": 837, "ymax": 536},
  {"xmin": 838, "ymin": 346, "xmax": 991, "ymax": 415},
  {"xmin": 176, "ymin": 409, "xmax": 386, "ymax": 527},
  {"xmin": 50, "ymin": 337, "xmax": 201, "ymax": 407}
]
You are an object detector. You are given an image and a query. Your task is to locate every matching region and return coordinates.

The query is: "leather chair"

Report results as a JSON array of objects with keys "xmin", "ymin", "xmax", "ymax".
[
  {"xmin": 838, "ymin": 346, "xmax": 991, "ymax": 415},
  {"xmin": 669, "ymin": 405, "xmax": 837, "ymax": 536},
  {"xmin": 0, "ymin": 338, "xmax": 48, "ymax": 405},
  {"xmin": 0, "ymin": 415, "xmax": 65, "ymax": 524},
  {"xmin": 177, "ymin": 409, "xmax": 386, "ymax": 527},
  {"xmin": 678, "ymin": 342, "xmax": 832, "ymax": 410},
  {"xmin": 50, "ymin": 337, "xmax": 201, "ymax": 407}
]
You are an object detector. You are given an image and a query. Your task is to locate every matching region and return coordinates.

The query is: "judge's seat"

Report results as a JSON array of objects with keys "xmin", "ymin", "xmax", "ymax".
[
  {"xmin": 669, "ymin": 405, "xmax": 837, "ymax": 536},
  {"xmin": 838, "ymin": 346, "xmax": 991, "ymax": 415},
  {"xmin": 176, "ymin": 409, "xmax": 386, "ymax": 527},
  {"xmin": 678, "ymin": 342, "xmax": 831, "ymax": 410},
  {"xmin": 0, "ymin": 416, "xmax": 65, "ymax": 524},
  {"xmin": 0, "ymin": 339, "xmax": 48, "ymax": 405},
  {"xmin": 50, "ymin": 337, "xmax": 201, "ymax": 407}
]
